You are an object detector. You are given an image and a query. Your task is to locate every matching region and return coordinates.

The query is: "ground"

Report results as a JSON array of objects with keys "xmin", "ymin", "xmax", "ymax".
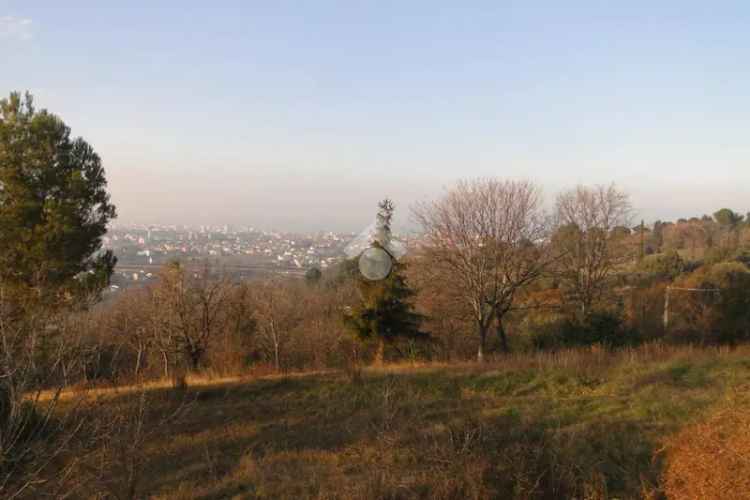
[{"xmin": 55, "ymin": 344, "xmax": 750, "ymax": 499}]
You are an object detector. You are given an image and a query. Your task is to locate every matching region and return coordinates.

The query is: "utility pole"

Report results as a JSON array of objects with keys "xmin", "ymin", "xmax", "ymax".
[{"xmin": 640, "ymin": 219, "xmax": 645, "ymax": 262}]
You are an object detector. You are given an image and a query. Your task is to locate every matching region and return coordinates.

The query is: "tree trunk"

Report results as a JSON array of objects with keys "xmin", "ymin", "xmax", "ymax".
[
  {"xmin": 477, "ymin": 326, "xmax": 487, "ymax": 363},
  {"xmin": 273, "ymin": 338, "xmax": 280, "ymax": 373},
  {"xmin": 134, "ymin": 347, "xmax": 143, "ymax": 379},
  {"xmin": 162, "ymin": 351, "xmax": 169, "ymax": 379},
  {"xmin": 496, "ymin": 315, "xmax": 509, "ymax": 353},
  {"xmin": 189, "ymin": 349, "xmax": 201, "ymax": 371},
  {"xmin": 373, "ymin": 337, "xmax": 385, "ymax": 366}
]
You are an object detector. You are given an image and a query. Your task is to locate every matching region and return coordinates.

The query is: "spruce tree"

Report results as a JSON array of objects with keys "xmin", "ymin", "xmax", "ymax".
[{"xmin": 344, "ymin": 199, "xmax": 426, "ymax": 364}]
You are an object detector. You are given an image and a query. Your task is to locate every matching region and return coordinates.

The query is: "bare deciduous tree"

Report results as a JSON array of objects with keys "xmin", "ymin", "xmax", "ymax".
[
  {"xmin": 251, "ymin": 279, "xmax": 305, "ymax": 372},
  {"xmin": 0, "ymin": 287, "xmax": 93, "ymax": 498},
  {"xmin": 553, "ymin": 184, "xmax": 633, "ymax": 316},
  {"xmin": 152, "ymin": 262, "xmax": 231, "ymax": 373},
  {"xmin": 414, "ymin": 178, "xmax": 551, "ymax": 361}
]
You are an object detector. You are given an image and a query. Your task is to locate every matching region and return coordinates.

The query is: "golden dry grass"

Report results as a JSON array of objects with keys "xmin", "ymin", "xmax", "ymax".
[
  {"xmin": 661, "ymin": 392, "xmax": 750, "ymax": 500},
  {"xmin": 40, "ymin": 343, "xmax": 750, "ymax": 499}
]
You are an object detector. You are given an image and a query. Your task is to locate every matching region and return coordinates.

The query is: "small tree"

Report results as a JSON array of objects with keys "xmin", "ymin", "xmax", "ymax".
[
  {"xmin": 251, "ymin": 279, "xmax": 305, "ymax": 372},
  {"xmin": 345, "ymin": 199, "xmax": 425, "ymax": 365},
  {"xmin": 152, "ymin": 262, "xmax": 230, "ymax": 373},
  {"xmin": 414, "ymin": 179, "xmax": 551, "ymax": 361},
  {"xmin": 713, "ymin": 208, "xmax": 744, "ymax": 229},
  {"xmin": 304, "ymin": 267, "xmax": 322, "ymax": 286},
  {"xmin": 553, "ymin": 184, "xmax": 632, "ymax": 317}
]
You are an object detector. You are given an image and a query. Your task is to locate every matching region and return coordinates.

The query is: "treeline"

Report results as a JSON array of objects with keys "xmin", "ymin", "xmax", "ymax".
[{"xmin": 62, "ymin": 182, "xmax": 750, "ymax": 386}]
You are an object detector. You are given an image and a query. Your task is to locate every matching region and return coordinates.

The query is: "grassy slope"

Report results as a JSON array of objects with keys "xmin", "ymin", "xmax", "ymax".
[{"xmin": 79, "ymin": 345, "xmax": 750, "ymax": 499}]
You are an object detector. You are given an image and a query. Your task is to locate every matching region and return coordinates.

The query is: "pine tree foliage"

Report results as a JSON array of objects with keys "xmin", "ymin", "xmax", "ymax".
[
  {"xmin": 345, "ymin": 260, "xmax": 426, "ymax": 346},
  {"xmin": 344, "ymin": 200, "xmax": 426, "ymax": 360},
  {"xmin": 0, "ymin": 91, "xmax": 116, "ymax": 302}
]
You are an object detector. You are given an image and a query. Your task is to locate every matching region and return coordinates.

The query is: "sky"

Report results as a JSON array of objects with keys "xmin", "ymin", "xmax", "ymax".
[{"xmin": 2, "ymin": 1, "xmax": 750, "ymax": 231}]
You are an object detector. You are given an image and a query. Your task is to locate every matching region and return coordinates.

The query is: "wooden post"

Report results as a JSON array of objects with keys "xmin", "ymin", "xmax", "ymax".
[
  {"xmin": 663, "ymin": 286, "xmax": 670, "ymax": 331},
  {"xmin": 640, "ymin": 220, "xmax": 645, "ymax": 262}
]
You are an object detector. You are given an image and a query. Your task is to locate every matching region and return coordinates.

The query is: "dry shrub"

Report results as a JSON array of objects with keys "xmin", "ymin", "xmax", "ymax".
[
  {"xmin": 228, "ymin": 450, "xmax": 347, "ymax": 499},
  {"xmin": 661, "ymin": 397, "xmax": 750, "ymax": 499},
  {"xmin": 76, "ymin": 387, "xmax": 192, "ymax": 499},
  {"xmin": 418, "ymin": 421, "xmax": 493, "ymax": 500}
]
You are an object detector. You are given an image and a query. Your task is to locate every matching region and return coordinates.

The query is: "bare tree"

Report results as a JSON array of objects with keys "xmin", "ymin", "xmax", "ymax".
[
  {"xmin": 553, "ymin": 184, "xmax": 633, "ymax": 316},
  {"xmin": 0, "ymin": 287, "xmax": 93, "ymax": 498},
  {"xmin": 77, "ymin": 385, "xmax": 192, "ymax": 500},
  {"xmin": 251, "ymin": 279, "xmax": 305, "ymax": 372},
  {"xmin": 414, "ymin": 178, "xmax": 551, "ymax": 361},
  {"xmin": 152, "ymin": 262, "xmax": 231, "ymax": 373}
]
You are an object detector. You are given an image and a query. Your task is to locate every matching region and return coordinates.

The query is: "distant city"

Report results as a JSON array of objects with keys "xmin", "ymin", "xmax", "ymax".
[{"xmin": 104, "ymin": 223, "xmax": 360, "ymax": 290}]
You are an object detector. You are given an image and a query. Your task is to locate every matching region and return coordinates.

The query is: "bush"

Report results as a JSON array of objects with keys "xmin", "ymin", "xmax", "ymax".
[
  {"xmin": 638, "ymin": 251, "xmax": 685, "ymax": 280},
  {"xmin": 703, "ymin": 246, "xmax": 734, "ymax": 265},
  {"xmin": 670, "ymin": 263, "xmax": 750, "ymax": 345},
  {"xmin": 532, "ymin": 311, "xmax": 640, "ymax": 350}
]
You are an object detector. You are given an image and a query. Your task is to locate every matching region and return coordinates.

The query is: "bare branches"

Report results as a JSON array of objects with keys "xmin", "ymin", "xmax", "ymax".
[
  {"xmin": 414, "ymin": 178, "xmax": 551, "ymax": 360},
  {"xmin": 151, "ymin": 262, "xmax": 232, "ymax": 373},
  {"xmin": 553, "ymin": 184, "xmax": 633, "ymax": 316}
]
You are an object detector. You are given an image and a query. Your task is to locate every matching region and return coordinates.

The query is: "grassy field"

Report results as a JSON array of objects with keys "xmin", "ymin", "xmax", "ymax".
[{"xmin": 58, "ymin": 344, "xmax": 750, "ymax": 499}]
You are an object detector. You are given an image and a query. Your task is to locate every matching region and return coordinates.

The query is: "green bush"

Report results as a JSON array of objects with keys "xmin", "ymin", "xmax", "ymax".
[
  {"xmin": 638, "ymin": 250, "xmax": 685, "ymax": 280},
  {"xmin": 532, "ymin": 311, "xmax": 640, "ymax": 350},
  {"xmin": 671, "ymin": 263, "xmax": 750, "ymax": 345}
]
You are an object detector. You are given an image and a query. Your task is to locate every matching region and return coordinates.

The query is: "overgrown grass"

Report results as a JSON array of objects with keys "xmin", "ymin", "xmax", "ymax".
[{"xmin": 51, "ymin": 343, "xmax": 750, "ymax": 499}]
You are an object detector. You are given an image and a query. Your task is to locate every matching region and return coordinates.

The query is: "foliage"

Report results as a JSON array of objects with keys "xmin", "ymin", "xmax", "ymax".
[
  {"xmin": 532, "ymin": 310, "xmax": 640, "ymax": 349},
  {"xmin": 712, "ymin": 207, "xmax": 744, "ymax": 228},
  {"xmin": 670, "ymin": 263, "xmax": 750, "ymax": 345},
  {"xmin": 344, "ymin": 260, "xmax": 426, "ymax": 362},
  {"xmin": 0, "ymin": 92, "xmax": 116, "ymax": 497},
  {"xmin": 0, "ymin": 92, "xmax": 116, "ymax": 301},
  {"xmin": 637, "ymin": 250, "xmax": 684, "ymax": 280},
  {"xmin": 345, "ymin": 200, "xmax": 426, "ymax": 363},
  {"xmin": 553, "ymin": 184, "xmax": 633, "ymax": 316},
  {"xmin": 304, "ymin": 267, "xmax": 322, "ymax": 286}
]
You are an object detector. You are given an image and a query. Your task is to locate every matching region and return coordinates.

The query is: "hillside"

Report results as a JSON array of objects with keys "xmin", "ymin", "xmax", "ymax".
[{"xmin": 56, "ymin": 344, "xmax": 750, "ymax": 499}]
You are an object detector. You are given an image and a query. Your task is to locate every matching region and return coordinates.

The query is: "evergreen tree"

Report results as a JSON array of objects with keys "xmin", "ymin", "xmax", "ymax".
[
  {"xmin": 0, "ymin": 91, "xmax": 116, "ymax": 305},
  {"xmin": 304, "ymin": 267, "xmax": 322, "ymax": 286},
  {"xmin": 344, "ymin": 199, "xmax": 426, "ymax": 364}
]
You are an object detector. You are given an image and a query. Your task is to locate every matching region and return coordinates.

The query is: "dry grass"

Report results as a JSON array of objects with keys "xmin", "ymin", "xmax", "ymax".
[
  {"xmin": 37, "ymin": 343, "xmax": 750, "ymax": 499},
  {"xmin": 661, "ymin": 391, "xmax": 750, "ymax": 500}
]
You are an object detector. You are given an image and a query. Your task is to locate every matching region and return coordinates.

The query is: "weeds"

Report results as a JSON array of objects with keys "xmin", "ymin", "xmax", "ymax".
[{"xmin": 33, "ymin": 343, "xmax": 750, "ymax": 499}]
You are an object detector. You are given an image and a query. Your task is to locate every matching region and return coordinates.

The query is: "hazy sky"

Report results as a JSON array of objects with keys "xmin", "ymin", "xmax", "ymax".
[{"xmin": 2, "ymin": 1, "xmax": 750, "ymax": 231}]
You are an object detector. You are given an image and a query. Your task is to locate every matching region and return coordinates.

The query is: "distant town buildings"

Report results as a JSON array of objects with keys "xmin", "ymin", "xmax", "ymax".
[{"xmin": 103, "ymin": 224, "xmax": 357, "ymax": 291}]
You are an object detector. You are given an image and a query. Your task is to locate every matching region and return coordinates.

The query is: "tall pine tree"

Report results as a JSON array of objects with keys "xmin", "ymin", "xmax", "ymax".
[{"xmin": 344, "ymin": 199, "xmax": 426, "ymax": 365}]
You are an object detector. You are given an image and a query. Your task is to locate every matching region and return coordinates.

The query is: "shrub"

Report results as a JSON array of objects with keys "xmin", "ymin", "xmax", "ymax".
[
  {"xmin": 638, "ymin": 251, "xmax": 685, "ymax": 280},
  {"xmin": 533, "ymin": 311, "xmax": 641, "ymax": 350},
  {"xmin": 703, "ymin": 246, "xmax": 735, "ymax": 265},
  {"xmin": 671, "ymin": 263, "xmax": 750, "ymax": 345}
]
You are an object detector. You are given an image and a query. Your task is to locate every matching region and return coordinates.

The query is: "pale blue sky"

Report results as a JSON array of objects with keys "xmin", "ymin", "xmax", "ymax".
[{"xmin": 2, "ymin": 1, "xmax": 749, "ymax": 230}]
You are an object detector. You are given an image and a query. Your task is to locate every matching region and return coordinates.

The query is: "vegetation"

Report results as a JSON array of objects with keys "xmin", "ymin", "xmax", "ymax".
[
  {"xmin": 345, "ymin": 199, "xmax": 426, "ymax": 364},
  {"xmin": 0, "ymin": 91, "xmax": 116, "ymax": 497},
  {"xmin": 38, "ymin": 344, "xmax": 750, "ymax": 499},
  {"xmin": 4, "ymin": 92, "xmax": 750, "ymax": 498}
]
